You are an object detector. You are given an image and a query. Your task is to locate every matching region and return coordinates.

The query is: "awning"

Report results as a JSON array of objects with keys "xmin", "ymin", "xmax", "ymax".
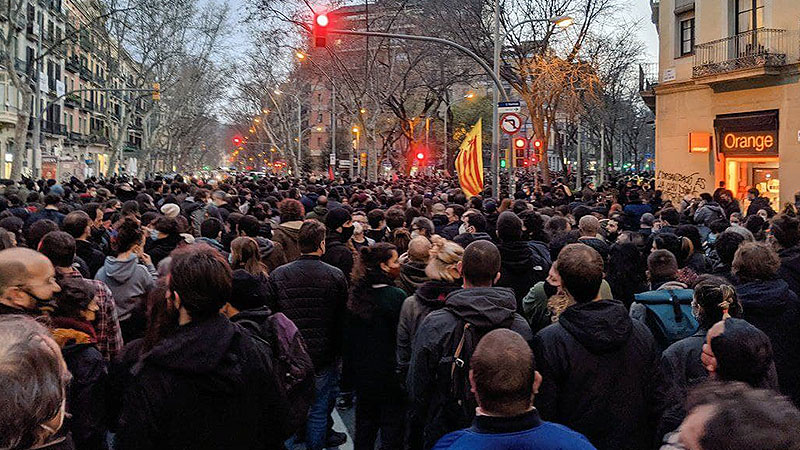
[{"xmin": 714, "ymin": 110, "xmax": 779, "ymax": 133}]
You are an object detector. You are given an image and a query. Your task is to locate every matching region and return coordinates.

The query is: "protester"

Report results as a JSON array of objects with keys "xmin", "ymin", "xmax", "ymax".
[
  {"xmin": 496, "ymin": 211, "xmax": 545, "ymax": 310},
  {"xmin": 271, "ymin": 198, "xmax": 306, "ymax": 262},
  {"xmin": 63, "ymin": 211, "xmax": 105, "ymax": 278},
  {"xmin": 769, "ymin": 214, "xmax": 800, "ymax": 296},
  {"xmin": 398, "ymin": 236, "xmax": 431, "ymax": 295},
  {"xmin": 0, "ymin": 247, "xmax": 61, "ymax": 315},
  {"xmin": 143, "ymin": 216, "xmax": 182, "ymax": 268},
  {"xmin": 322, "ymin": 208, "xmax": 356, "ymax": 281}
]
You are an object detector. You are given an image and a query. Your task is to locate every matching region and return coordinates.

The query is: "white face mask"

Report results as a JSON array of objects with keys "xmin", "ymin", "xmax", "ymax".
[
  {"xmin": 411, "ymin": 230, "xmax": 420, "ymax": 239},
  {"xmin": 39, "ymin": 394, "xmax": 67, "ymax": 437},
  {"xmin": 458, "ymin": 224, "xmax": 468, "ymax": 235}
]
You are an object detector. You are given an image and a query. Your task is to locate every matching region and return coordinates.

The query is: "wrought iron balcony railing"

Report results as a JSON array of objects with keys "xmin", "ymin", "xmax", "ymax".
[{"xmin": 693, "ymin": 28, "xmax": 788, "ymax": 78}]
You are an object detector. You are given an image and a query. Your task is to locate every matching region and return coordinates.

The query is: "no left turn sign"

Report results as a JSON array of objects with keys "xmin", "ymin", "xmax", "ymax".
[{"xmin": 501, "ymin": 113, "xmax": 522, "ymax": 135}]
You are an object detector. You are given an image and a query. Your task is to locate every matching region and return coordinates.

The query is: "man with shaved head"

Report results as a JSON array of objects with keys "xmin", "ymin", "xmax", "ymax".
[
  {"xmin": 434, "ymin": 329, "xmax": 594, "ymax": 449},
  {"xmin": 0, "ymin": 247, "xmax": 61, "ymax": 315},
  {"xmin": 398, "ymin": 236, "xmax": 431, "ymax": 294},
  {"xmin": 577, "ymin": 215, "xmax": 610, "ymax": 261}
]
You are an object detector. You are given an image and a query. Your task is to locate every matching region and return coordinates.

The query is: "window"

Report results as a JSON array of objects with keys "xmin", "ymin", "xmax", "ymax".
[
  {"xmin": 736, "ymin": 0, "xmax": 764, "ymax": 34},
  {"xmin": 680, "ymin": 18, "xmax": 695, "ymax": 55}
]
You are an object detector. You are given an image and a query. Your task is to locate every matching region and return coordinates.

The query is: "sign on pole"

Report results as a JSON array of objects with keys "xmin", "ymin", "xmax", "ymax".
[
  {"xmin": 498, "ymin": 101, "xmax": 521, "ymax": 114},
  {"xmin": 500, "ymin": 113, "xmax": 522, "ymax": 135}
]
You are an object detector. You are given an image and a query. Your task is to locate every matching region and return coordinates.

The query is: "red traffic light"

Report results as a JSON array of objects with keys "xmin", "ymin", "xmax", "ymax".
[
  {"xmin": 232, "ymin": 136, "xmax": 242, "ymax": 146},
  {"xmin": 532, "ymin": 138, "xmax": 543, "ymax": 149},
  {"xmin": 513, "ymin": 137, "xmax": 527, "ymax": 149},
  {"xmin": 416, "ymin": 151, "xmax": 425, "ymax": 160},
  {"xmin": 313, "ymin": 13, "xmax": 330, "ymax": 47}
]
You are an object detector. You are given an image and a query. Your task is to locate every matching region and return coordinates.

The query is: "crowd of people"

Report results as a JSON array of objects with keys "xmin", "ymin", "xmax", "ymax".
[{"xmin": 1, "ymin": 173, "xmax": 800, "ymax": 450}]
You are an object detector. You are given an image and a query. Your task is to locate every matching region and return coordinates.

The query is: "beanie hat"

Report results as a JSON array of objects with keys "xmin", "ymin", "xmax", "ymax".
[
  {"xmin": 160, "ymin": 203, "xmax": 180, "ymax": 218},
  {"xmin": 325, "ymin": 207, "xmax": 352, "ymax": 231},
  {"xmin": 229, "ymin": 269, "xmax": 269, "ymax": 311}
]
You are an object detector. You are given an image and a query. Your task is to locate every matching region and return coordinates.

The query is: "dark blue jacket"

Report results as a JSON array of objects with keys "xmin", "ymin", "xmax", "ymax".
[
  {"xmin": 24, "ymin": 207, "xmax": 65, "ymax": 229},
  {"xmin": 434, "ymin": 409, "xmax": 595, "ymax": 450}
]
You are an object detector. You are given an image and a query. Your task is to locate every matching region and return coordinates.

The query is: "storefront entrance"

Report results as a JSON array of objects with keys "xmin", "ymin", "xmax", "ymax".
[{"xmin": 725, "ymin": 158, "xmax": 779, "ymax": 212}]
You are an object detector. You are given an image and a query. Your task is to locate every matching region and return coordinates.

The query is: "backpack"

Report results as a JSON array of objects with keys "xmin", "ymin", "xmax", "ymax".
[
  {"xmin": 240, "ymin": 312, "xmax": 315, "ymax": 436},
  {"xmin": 633, "ymin": 289, "xmax": 699, "ymax": 350}
]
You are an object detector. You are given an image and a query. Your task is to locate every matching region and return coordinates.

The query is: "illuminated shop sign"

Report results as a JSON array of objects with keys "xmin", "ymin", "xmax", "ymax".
[{"xmin": 714, "ymin": 110, "xmax": 779, "ymax": 157}]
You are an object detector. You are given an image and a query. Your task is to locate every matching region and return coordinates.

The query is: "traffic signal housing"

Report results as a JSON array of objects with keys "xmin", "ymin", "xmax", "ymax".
[
  {"xmin": 513, "ymin": 136, "xmax": 527, "ymax": 168},
  {"xmin": 313, "ymin": 13, "xmax": 330, "ymax": 47},
  {"xmin": 500, "ymin": 148, "xmax": 508, "ymax": 169}
]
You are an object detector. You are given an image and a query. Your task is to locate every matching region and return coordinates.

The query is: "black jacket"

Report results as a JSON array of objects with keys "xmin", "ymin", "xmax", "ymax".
[
  {"xmin": 660, "ymin": 328, "xmax": 708, "ymax": 403},
  {"xmin": 322, "ymin": 230, "xmax": 355, "ymax": 282},
  {"xmin": 267, "ymin": 255, "xmax": 348, "ymax": 371},
  {"xmin": 746, "ymin": 196, "xmax": 775, "ymax": 217},
  {"xmin": 115, "ymin": 315, "xmax": 285, "ymax": 450},
  {"xmin": 736, "ymin": 278, "xmax": 800, "ymax": 404},
  {"xmin": 398, "ymin": 258, "xmax": 428, "ymax": 296},
  {"xmin": 76, "ymin": 239, "xmax": 106, "ymax": 278},
  {"xmin": 496, "ymin": 241, "xmax": 546, "ymax": 311},
  {"xmin": 144, "ymin": 234, "xmax": 181, "ymax": 268},
  {"xmin": 533, "ymin": 300, "xmax": 668, "ymax": 450},
  {"xmin": 440, "ymin": 221, "xmax": 462, "ymax": 241},
  {"xmin": 407, "ymin": 287, "xmax": 533, "ymax": 449},
  {"xmin": 778, "ymin": 245, "xmax": 800, "ymax": 297}
]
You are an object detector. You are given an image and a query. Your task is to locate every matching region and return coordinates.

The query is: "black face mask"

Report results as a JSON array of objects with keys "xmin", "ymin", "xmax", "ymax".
[
  {"xmin": 21, "ymin": 289, "xmax": 50, "ymax": 311},
  {"xmin": 340, "ymin": 225, "xmax": 354, "ymax": 241}
]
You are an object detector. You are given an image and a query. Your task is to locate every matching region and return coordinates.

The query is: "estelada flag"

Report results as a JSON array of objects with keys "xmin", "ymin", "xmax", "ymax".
[{"xmin": 455, "ymin": 118, "xmax": 483, "ymax": 198}]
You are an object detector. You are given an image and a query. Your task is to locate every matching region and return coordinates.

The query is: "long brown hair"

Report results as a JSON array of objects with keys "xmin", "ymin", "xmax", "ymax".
[{"xmin": 230, "ymin": 237, "xmax": 269, "ymax": 278}]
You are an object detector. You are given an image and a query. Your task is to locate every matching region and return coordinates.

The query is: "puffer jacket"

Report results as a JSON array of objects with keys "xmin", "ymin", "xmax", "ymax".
[
  {"xmin": 778, "ymin": 245, "xmax": 800, "ymax": 297},
  {"xmin": 533, "ymin": 300, "xmax": 668, "ymax": 450},
  {"xmin": 272, "ymin": 221, "xmax": 303, "ymax": 262},
  {"xmin": 497, "ymin": 241, "xmax": 546, "ymax": 311},
  {"xmin": 407, "ymin": 286, "xmax": 532, "ymax": 449},
  {"xmin": 396, "ymin": 280, "xmax": 462, "ymax": 380},
  {"xmin": 267, "ymin": 255, "xmax": 348, "ymax": 371}
]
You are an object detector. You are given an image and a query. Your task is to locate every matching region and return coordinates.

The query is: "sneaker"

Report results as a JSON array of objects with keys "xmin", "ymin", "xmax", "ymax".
[{"xmin": 326, "ymin": 430, "xmax": 348, "ymax": 447}]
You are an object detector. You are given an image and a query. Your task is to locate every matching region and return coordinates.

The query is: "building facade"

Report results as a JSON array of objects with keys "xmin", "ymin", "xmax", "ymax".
[{"xmin": 652, "ymin": 0, "xmax": 800, "ymax": 209}]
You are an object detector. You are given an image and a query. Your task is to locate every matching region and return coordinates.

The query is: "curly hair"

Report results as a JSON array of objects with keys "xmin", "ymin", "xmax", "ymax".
[{"xmin": 278, "ymin": 198, "xmax": 305, "ymax": 222}]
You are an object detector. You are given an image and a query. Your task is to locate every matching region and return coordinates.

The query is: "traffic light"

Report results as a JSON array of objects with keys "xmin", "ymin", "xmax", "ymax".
[
  {"xmin": 531, "ymin": 138, "xmax": 543, "ymax": 151},
  {"xmin": 232, "ymin": 136, "xmax": 242, "ymax": 146},
  {"xmin": 513, "ymin": 136, "xmax": 527, "ymax": 168},
  {"xmin": 499, "ymin": 148, "xmax": 508, "ymax": 168},
  {"xmin": 312, "ymin": 13, "xmax": 330, "ymax": 47},
  {"xmin": 152, "ymin": 82, "xmax": 160, "ymax": 101}
]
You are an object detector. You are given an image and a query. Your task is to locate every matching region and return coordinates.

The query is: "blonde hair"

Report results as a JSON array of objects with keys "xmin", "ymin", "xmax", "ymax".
[{"xmin": 425, "ymin": 241, "xmax": 464, "ymax": 282}]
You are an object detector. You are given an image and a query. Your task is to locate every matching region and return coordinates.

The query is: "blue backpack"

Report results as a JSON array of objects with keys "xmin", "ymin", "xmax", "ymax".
[{"xmin": 633, "ymin": 289, "xmax": 699, "ymax": 350}]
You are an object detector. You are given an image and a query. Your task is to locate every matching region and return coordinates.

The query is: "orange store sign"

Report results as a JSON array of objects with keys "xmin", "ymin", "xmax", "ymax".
[{"xmin": 721, "ymin": 130, "xmax": 778, "ymax": 155}]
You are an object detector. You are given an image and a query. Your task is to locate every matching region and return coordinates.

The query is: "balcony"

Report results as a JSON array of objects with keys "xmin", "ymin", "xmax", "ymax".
[
  {"xmin": 82, "ymin": 100, "xmax": 94, "ymax": 111},
  {"xmin": 79, "ymin": 66, "xmax": 92, "ymax": 82},
  {"xmin": 639, "ymin": 63, "xmax": 658, "ymax": 113},
  {"xmin": 68, "ymin": 131, "xmax": 83, "ymax": 143},
  {"xmin": 64, "ymin": 93, "xmax": 81, "ymax": 108},
  {"xmin": 693, "ymin": 29, "xmax": 792, "ymax": 82},
  {"xmin": 65, "ymin": 56, "xmax": 80, "ymax": 73},
  {"xmin": 88, "ymin": 132, "xmax": 109, "ymax": 146},
  {"xmin": 43, "ymin": 120, "xmax": 67, "ymax": 136}
]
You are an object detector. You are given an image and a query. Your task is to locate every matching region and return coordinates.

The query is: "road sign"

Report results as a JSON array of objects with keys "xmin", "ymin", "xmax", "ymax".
[
  {"xmin": 498, "ymin": 101, "xmax": 521, "ymax": 114},
  {"xmin": 500, "ymin": 113, "xmax": 522, "ymax": 135}
]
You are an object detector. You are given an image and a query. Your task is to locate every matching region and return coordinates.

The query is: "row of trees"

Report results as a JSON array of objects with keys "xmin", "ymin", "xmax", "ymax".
[
  {"xmin": 233, "ymin": 0, "xmax": 655, "ymax": 183},
  {"xmin": 0, "ymin": 0, "xmax": 230, "ymax": 178}
]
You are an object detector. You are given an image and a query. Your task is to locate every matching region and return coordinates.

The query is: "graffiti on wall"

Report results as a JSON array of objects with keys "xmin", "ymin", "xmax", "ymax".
[{"xmin": 656, "ymin": 170, "xmax": 708, "ymax": 200}]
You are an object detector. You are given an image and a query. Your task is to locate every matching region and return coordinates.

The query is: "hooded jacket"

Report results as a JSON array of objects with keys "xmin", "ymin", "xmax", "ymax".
[
  {"xmin": 75, "ymin": 239, "xmax": 106, "ymax": 279},
  {"xmin": 398, "ymin": 258, "xmax": 429, "ymax": 295},
  {"xmin": 408, "ymin": 287, "xmax": 533, "ymax": 449},
  {"xmin": 305, "ymin": 205, "xmax": 329, "ymax": 223},
  {"xmin": 533, "ymin": 300, "xmax": 667, "ymax": 450},
  {"xmin": 746, "ymin": 196, "xmax": 775, "ymax": 217},
  {"xmin": 693, "ymin": 201, "xmax": 725, "ymax": 227},
  {"xmin": 736, "ymin": 278, "xmax": 800, "ymax": 404},
  {"xmin": 778, "ymin": 245, "xmax": 800, "ymax": 297},
  {"xmin": 115, "ymin": 315, "xmax": 286, "ymax": 450},
  {"xmin": 252, "ymin": 236, "xmax": 287, "ymax": 273},
  {"xmin": 94, "ymin": 254, "xmax": 156, "ymax": 321},
  {"xmin": 497, "ymin": 241, "xmax": 546, "ymax": 311},
  {"xmin": 271, "ymin": 220, "xmax": 303, "ymax": 262},
  {"xmin": 396, "ymin": 280, "xmax": 463, "ymax": 379}
]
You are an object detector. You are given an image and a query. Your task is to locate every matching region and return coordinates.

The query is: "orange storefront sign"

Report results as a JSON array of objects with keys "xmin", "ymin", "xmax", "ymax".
[{"xmin": 689, "ymin": 132, "xmax": 711, "ymax": 153}]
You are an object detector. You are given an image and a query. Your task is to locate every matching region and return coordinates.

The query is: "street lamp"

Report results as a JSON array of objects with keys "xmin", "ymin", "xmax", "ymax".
[{"xmin": 295, "ymin": 51, "xmax": 306, "ymax": 60}]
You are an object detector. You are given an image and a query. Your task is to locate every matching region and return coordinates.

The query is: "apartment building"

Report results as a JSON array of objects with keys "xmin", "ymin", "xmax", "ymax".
[{"xmin": 652, "ymin": 0, "xmax": 800, "ymax": 209}]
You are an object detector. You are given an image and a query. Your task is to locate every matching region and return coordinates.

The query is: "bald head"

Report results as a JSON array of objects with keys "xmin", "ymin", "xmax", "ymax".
[
  {"xmin": 579, "ymin": 215, "xmax": 600, "ymax": 236},
  {"xmin": 0, "ymin": 248, "xmax": 59, "ymax": 310},
  {"xmin": 408, "ymin": 237, "xmax": 432, "ymax": 262},
  {"xmin": 471, "ymin": 329, "xmax": 537, "ymax": 416}
]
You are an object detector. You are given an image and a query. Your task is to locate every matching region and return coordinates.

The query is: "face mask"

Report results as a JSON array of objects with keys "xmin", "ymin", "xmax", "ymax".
[
  {"xmin": 21, "ymin": 288, "xmax": 49, "ymax": 310},
  {"xmin": 411, "ymin": 230, "xmax": 420, "ymax": 239},
  {"xmin": 228, "ymin": 253, "xmax": 234, "ymax": 264},
  {"xmin": 458, "ymin": 224, "xmax": 468, "ymax": 235},
  {"xmin": 340, "ymin": 225, "xmax": 354, "ymax": 241},
  {"xmin": 39, "ymin": 394, "xmax": 67, "ymax": 437},
  {"xmin": 150, "ymin": 229, "xmax": 159, "ymax": 240}
]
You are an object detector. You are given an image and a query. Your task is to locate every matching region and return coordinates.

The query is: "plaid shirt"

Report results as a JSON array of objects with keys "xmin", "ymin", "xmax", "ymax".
[{"xmin": 62, "ymin": 268, "xmax": 123, "ymax": 362}]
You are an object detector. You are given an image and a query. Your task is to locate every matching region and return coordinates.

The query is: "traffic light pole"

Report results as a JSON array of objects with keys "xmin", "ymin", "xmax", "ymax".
[{"xmin": 325, "ymin": 29, "xmax": 509, "ymax": 194}]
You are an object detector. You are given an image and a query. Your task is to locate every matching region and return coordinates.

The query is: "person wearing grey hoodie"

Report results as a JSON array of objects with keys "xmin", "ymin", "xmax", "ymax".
[
  {"xmin": 693, "ymin": 193, "xmax": 726, "ymax": 228},
  {"xmin": 95, "ymin": 218, "xmax": 157, "ymax": 341}
]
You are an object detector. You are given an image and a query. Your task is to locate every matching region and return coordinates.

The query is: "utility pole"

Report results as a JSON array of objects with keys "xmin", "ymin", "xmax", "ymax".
[
  {"xmin": 331, "ymin": 82, "xmax": 336, "ymax": 173},
  {"xmin": 492, "ymin": 0, "xmax": 501, "ymax": 198}
]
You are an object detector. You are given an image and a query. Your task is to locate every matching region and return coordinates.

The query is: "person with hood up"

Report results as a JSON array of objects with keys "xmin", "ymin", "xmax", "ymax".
[
  {"xmin": 238, "ymin": 214, "xmax": 287, "ymax": 273},
  {"xmin": 50, "ymin": 277, "xmax": 109, "ymax": 450},
  {"xmin": 407, "ymin": 240, "xmax": 532, "ymax": 450},
  {"xmin": 397, "ymin": 237, "xmax": 431, "ymax": 295},
  {"xmin": 693, "ymin": 193, "xmax": 726, "ymax": 228},
  {"xmin": 495, "ymin": 211, "xmax": 546, "ymax": 311},
  {"xmin": 322, "ymin": 208, "xmax": 355, "ymax": 282},
  {"xmin": 533, "ymin": 243, "xmax": 668, "ymax": 450},
  {"xmin": 732, "ymin": 242, "xmax": 800, "ymax": 405},
  {"xmin": 95, "ymin": 218, "xmax": 156, "ymax": 342},
  {"xmin": 396, "ymin": 241, "xmax": 464, "ymax": 381},
  {"xmin": 144, "ymin": 216, "xmax": 182, "ymax": 268},
  {"xmin": 768, "ymin": 214, "xmax": 800, "ymax": 296},
  {"xmin": 115, "ymin": 246, "xmax": 284, "ymax": 450},
  {"xmin": 271, "ymin": 198, "xmax": 306, "ymax": 262}
]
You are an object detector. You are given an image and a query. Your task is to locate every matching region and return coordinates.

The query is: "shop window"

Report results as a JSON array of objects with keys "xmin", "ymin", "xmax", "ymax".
[{"xmin": 680, "ymin": 17, "xmax": 695, "ymax": 56}]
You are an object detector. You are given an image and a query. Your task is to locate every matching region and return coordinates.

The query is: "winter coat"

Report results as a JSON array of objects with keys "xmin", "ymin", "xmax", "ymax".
[
  {"xmin": 440, "ymin": 221, "xmax": 463, "ymax": 241},
  {"xmin": 433, "ymin": 409, "xmax": 596, "ymax": 450},
  {"xmin": 252, "ymin": 236, "xmax": 287, "ymax": 273},
  {"xmin": 396, "ymin": 280, "xmax": 463, "ymax": 380},
  {"xmin": 452, "ymin": 232, "xmax": 493, "ymax": 249},
  {"xmin": 660, "ymin": 328, "xmax": 708, "ymax": 404},
  {"xmin": 746, "ymin": 196, "xmax": 775, "ymax": 217},
  {"xmin": 267, "ymin": 255, "xmax": 348, "ymax": 371},
  {"xmin": 24, "ymin": 207, "xmax": 65, "ymax": 230},
  {"xmin": 75, "ymin": 239, "xmax": 106, "ymax": 279},
  {"xmin": 94, "ymin": 254, "xmax": 156, "ymax": 321},
  {"xmin": 365, "ymin": 227, "xmax": 387, "ymax": 243},
  {"xmin": 181, "ymin": 200, "xmax": 207, "ymax": 236},
  {"xmin": 693, "ymin": 202, "xmax": 726, "ymax": 227},
  {"xmin": 271, "ymin": 220, "xmax": 303, "ymax": 262},
  {"xmin": 398, "ymin": 259, "xmax": 428, "ymax": 296},
  {"xmin": 577, "ymin": 237, "xmax": 610, "ymax": 262},
  {"xmin": 623, "ymin": 203, "xmax": 652, "ymax": 230},
  {"xmin": 407, "ymin": 287, "xmax": 533, "ymax": 449},
  {"xmin": 719, "ymin": 198, "xmax": 741, "ymax": 218},
  {"xmin": 322, "ymin": 230, "xmax": 355, "ymax": 282},
  {"xmin": 194, "ymin": 236, "xmax": 226, "ymax": 253},
  {"xmin": 51, "ymin": 317, "xmax": 108, "ymax": 450},
  {"xmin": 115, "ymin": 315, "xmax": 286, "ymax": 450},
  {"xmin": 305, "ymin": 205, "xmax": 329, "ymax": 223},
  {"xmin": 144, "ymin": 234, "xmax": 182, "ymax": 267},
  {"xmin": 778, "ymin": 245, "xmax": 800, "ymax": 297},
  {"xmin": 346, "ymin": 285, "xmax": 407, "ymax": 400},
  {"xmin": 736, "ymin": 278, "xmax": 800, "ymax": 404},
  {"xmin": 497, "ymin": 241, "xmax": 546, "ymax": 311},
  {"xmin": 533, "ymin": 299, "xmax": 668, "ymax": 450}
]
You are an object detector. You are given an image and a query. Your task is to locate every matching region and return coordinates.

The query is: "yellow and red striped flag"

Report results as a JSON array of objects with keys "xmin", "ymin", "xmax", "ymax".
[{"xmin": 455, "ymin": 118, "xmax": 483, "ymax": 198}]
